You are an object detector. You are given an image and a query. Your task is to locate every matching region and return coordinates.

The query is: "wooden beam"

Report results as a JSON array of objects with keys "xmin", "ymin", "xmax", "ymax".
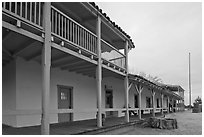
[
  {"xmin": 51, "ymin": 56, "xmax": 75, "ymax": 67},
  {"xmin": 2, "ymin": 30, "xmax": 13, "ymax": 43},
  {"xmin": 51, "ymin": 43, "xmax": 97, "ymax": 65},
  {"xmin": 26, "ymin": 49, "xmax": 41, "ymax": 61},
  {"xmin": 2, "ymin": 21, "xmax": 44, "ymax": 43},
  {"xmin": 128, "ymin": 83, "xmax": 133, "ymax": 91},
  {"xmin": 54, "ymin": 58, "xmax": 82, "ymax": 68},
  {"xmin": 63, "ymin": 63, "xmax": 94, "ymax": 71},
  {"xmin": 13, "ymin": 39, "xmax": 36, "ymax": 57},
  {"xmin": 2, "ymin": 46, "xmax": 12, "ymax": 57},
  {"xmin": 60, "ymin": 60, "xmax": 87, "ymax": 70},
  {"xmin": 75, "ymin": 67, "xmax": 96, "ymax": 73},
  {"xmin": 81, "ymin": 15, "xmax": 96, "ymax": 23},
  {"xmin": 151, "ymin": 89, "xmax": 155, "ymax": 117},
  {"xmin": 161, "ymin": 93, "xmax": 164, "ymax": 115},
  {"xmin": 68, "ymin": 65, "xmax": 95, "ymax": 72}
]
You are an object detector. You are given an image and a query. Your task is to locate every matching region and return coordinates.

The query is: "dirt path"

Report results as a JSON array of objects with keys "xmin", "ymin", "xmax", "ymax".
[{"xmin": 102, "ymin": 110, "xmax": 202, "ymax": 135}]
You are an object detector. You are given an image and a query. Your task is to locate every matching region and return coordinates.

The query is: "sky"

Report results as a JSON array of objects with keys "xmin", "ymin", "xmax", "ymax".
[{"xmin": 96, "ymin": 2, "xmax": 202, "ymax": 105}]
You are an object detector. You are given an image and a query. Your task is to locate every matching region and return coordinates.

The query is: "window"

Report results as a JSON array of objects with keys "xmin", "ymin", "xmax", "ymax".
[
  {"xmin": 60, "ymin": 92, "xmax": 67, "ymax": 100},
  {"xmin": 146, "ymin": 97, "xmax": 151, "ymax": 108}
]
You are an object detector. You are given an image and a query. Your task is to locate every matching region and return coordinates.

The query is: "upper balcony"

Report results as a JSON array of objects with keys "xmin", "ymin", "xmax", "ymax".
[{"xmin": 2, "ymin": 2, "xmax": 135, "ymax": 77}]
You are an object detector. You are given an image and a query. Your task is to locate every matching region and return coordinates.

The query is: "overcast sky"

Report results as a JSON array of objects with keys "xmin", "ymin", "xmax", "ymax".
[{"xmin": 97, "ymin": 2, "xmax": 202, "ymax": 105}]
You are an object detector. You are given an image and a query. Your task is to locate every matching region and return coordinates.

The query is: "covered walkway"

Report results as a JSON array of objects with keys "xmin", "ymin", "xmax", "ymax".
[{"xmin": 3, "ymin": 113, "xmax": 164, "ymax": 135}]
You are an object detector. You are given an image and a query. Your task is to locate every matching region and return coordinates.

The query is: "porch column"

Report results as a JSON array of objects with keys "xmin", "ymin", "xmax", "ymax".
[
  {"xmin": 41, "ymin": 2, "xmax": 51, "ymax": 135},
  {"xmin": 172, "ymin": 98, "xmax": 175, "ymax": 112},
  {"xmin": 151, "ymin": 89, "xmax": 155, "ymax": 117},
  {"xmin": 124, "ymin": 40, "xmax": 129, "ymax": 122},
  {"xmin": 175, "ymin": 99, "xmax": 178, "ymax": 112},
  {"xmin": 96, "ymin": 15, "xmax": 102, "ymax": 127},
  {"xmin": 134, "ymin": 84, "xmax": 143, "ymax": 120},
  {"xmin": 161, "ymin": 93, "xmax": 164, "ymax": 115},
  {"xmin": 167, "ymin": 96, "xmax": 170, "ymax": 113}
]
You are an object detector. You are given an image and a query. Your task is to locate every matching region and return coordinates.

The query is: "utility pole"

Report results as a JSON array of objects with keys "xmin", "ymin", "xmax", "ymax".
[{"xmin": 189, "ymin": 52, "xmax": 191, "ymax": 108}]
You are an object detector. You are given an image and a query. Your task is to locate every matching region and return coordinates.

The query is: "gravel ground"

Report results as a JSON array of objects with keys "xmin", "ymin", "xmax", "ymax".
[{"xmin": 102, "ymin": 110, "xmax": 202, "ymax": 135}]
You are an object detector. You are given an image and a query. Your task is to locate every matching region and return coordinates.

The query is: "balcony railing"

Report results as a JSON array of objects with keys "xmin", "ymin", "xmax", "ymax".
[
  {"xmin": 2, "ymin": 2, "xmax": 43, "ymax": 28},
  {"xmin": 2, "ymin": 2, "xmax": 126, "ymax": 69}
]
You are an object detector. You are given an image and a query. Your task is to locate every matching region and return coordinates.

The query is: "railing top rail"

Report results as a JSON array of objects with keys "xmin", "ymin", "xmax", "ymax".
[{"xmin": 51, "ymin": 5, "xmax": 97, "ymax": 38}]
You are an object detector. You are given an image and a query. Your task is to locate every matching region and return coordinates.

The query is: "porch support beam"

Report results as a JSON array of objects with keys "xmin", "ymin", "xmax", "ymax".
[
  {"xmin": 2, "ymin": 21, "xmax": 44, "ymax": 43},
  {"xmin": 172, "ymin": 98, "xmax": 175, "ymax": 113},
  {"xmin": 151, "ymin": 89, "xmax": 155, "ymax": 117},
  {"xmin": 161, "ymin": 93, "xmax": 164, "ymax": 115},
  {"xmin": 167, "ymin": 96, "xmax": 170, "ymax": 113},
  {"xmin": 96, "ymin": 15, "xmax": 102, "ymax": 128},
  {"xmin": 134, "ymin": 84, "xmax": 143, "ymax": 120},
  {"xmin": 41, "ymin": 2, "xmax": 51, "ymax": 135},
  {"xmin": 124, "ymin": 40, "xmax": 129, "ymax": 123},
  {"xmin": 175, "ymin": 99, "xmax": 178, "ymax": 112},
  {"xmin": 12, "ymin": 39, "xmax": 36, "ymax": 57}
]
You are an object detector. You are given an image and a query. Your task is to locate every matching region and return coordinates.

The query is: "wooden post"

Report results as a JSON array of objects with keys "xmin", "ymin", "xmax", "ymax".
[
  {"xmin": 134, "ymin": 84, "xmax": 143, "ymax": 120},
  {"xmin": 96, "ymin": 15, "xmax": 102, "ymax": 127},
  {"xmin": 161, "ymin": 93, "xmax": 164, "ymax": 115},
  {"xmin": 172, "ymin": 98, "xmax": 175, "ymax": 113},
  {"xmin": 124, "ymin": 40, "xmax": 129, "ymax": 122},
  {"xmin": 151, "ymin": 89, "xmax": 155, "ymax": 117},
  {"xmin": 41, "ymin": 2, "xmax": 51, "ymax": 135},
  {"xmin": 167, "ymin": 96, "xmax": 170, "ymax": 113},
  {"xmin": 175, "ymin": 99, "xmax": 178, "ymax": 112}
]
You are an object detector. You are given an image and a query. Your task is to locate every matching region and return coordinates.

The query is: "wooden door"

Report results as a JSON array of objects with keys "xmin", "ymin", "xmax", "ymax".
[
  {"xmin": 58, "ymin": 85, "xmax": 73, "ymax": 123},
  {"xmin": 134, "ymin": 94, "xmax": 138, "ymax": 108},
  {"xmin": 105, "ymin": 90, "xmax": 113, "ymax": 117}
]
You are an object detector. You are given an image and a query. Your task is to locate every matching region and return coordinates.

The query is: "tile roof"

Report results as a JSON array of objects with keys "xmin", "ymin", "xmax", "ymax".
[{"xmin": 89, "ymin": 2, "xmax": 135, "ymax": 48}]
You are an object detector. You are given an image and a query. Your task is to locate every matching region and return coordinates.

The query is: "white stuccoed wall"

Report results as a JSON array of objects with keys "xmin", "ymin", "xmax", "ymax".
[
  {"xmin": 9, "ymin": 57, "xmax": 127, "ymax": 127},
  {"xmin": 3, "ymin": 57, "xmax": 171, "ymax": 127},
  {"xmin": 2, "ymin": 60, "xmax": 17, "ymax": 127}
]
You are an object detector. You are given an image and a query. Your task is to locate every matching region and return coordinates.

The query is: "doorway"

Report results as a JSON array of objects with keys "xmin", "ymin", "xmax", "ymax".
[
  {"xmin": 134, "ymin": 94, "xmax": 138, "ymax": 108},
  {"xmin": 58, "ymin": 85, "xmax": 73, "ymax": 123},
  {"xmin": 105, "ymin": 90, "xmax": 113, "ymax": 117}
]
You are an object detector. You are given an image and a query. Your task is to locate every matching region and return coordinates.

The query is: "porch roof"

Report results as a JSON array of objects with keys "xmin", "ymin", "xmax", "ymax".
[
  {"xmin": 89, "ymin": 2, "xmax": 135, "ymax": 49},
  {"xmin": 128, "ymin": 74, "xmax": 183, "ymax": 99}
]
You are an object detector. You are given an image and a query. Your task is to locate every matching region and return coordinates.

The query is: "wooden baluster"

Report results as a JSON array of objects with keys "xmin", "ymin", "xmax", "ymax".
[
  {"xmin": 61, "ymin": 15, "xmax": 64, "ymax": 38},
  {"xmin": 38, "ymin": 2, "xmax": 40, "ymax": 25},
  {"xmin": 9, "ymin": 2, "xmax": 11, "ymax": 11},
  {"xmin": 81, "ymin": 28, "xmax": 83, "ymax": 47},
  {"xmin": 14, "ymin": 2, "xmax": 17, "ymax": 14},
  {"xmin": 67, "ymin": 19, "xmax": 69, "ymax": 41},
  {"xmin": 87, "ymin": 32, "xmax": 89, "ymax": 51},
  {"xmin": 30, "ymin": 2, "xmax": 32, "ymax": 21},
  {"xmin": 90, "ymin": 34, "xmax": 92, "ymax": 52},
  {"xmin": 75, "ymin": 25, "xmax": 78, "ymax": 45},
  {"xmin": 73, "ymin": 22, "xmax": 75, "ymax": 43},
  {"xmin": 2, "ymin": 2, "xmax": 5, "ymax": 9},
  {"xmin": 20, "ymin": 2, "xmax": 22, "ymax": 16},
  {"xmin": 77, "ymin": 26, "xmax": 79, "ymax": 45},
  {"xmin": 58, "ymin": 13, "xmax": 60, "ymax": 36},
  {"xmin": 25, "ymin": 2, "xmax": 27, "ymax": 19},
  {"xmin": 70, "ymin": 21, "xmax": 72, "ymax": 42},
  {"xmin": 55, "ymin": 10, "xmax": 57, "ymax": 34},
  {"xmin": 51, "ymin": 8, "xmax": 54, "ymax": 32},
  {"xmin": 64, "ymin": 18, "xmax": 67, "ymax": 39},
  {"xmin": 34, "ymin": 2, "xmax": 37, "ymax": 23},
  {"xmin": 84, "ymin": 30, "xmax": 87, "ymax": 49}
]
